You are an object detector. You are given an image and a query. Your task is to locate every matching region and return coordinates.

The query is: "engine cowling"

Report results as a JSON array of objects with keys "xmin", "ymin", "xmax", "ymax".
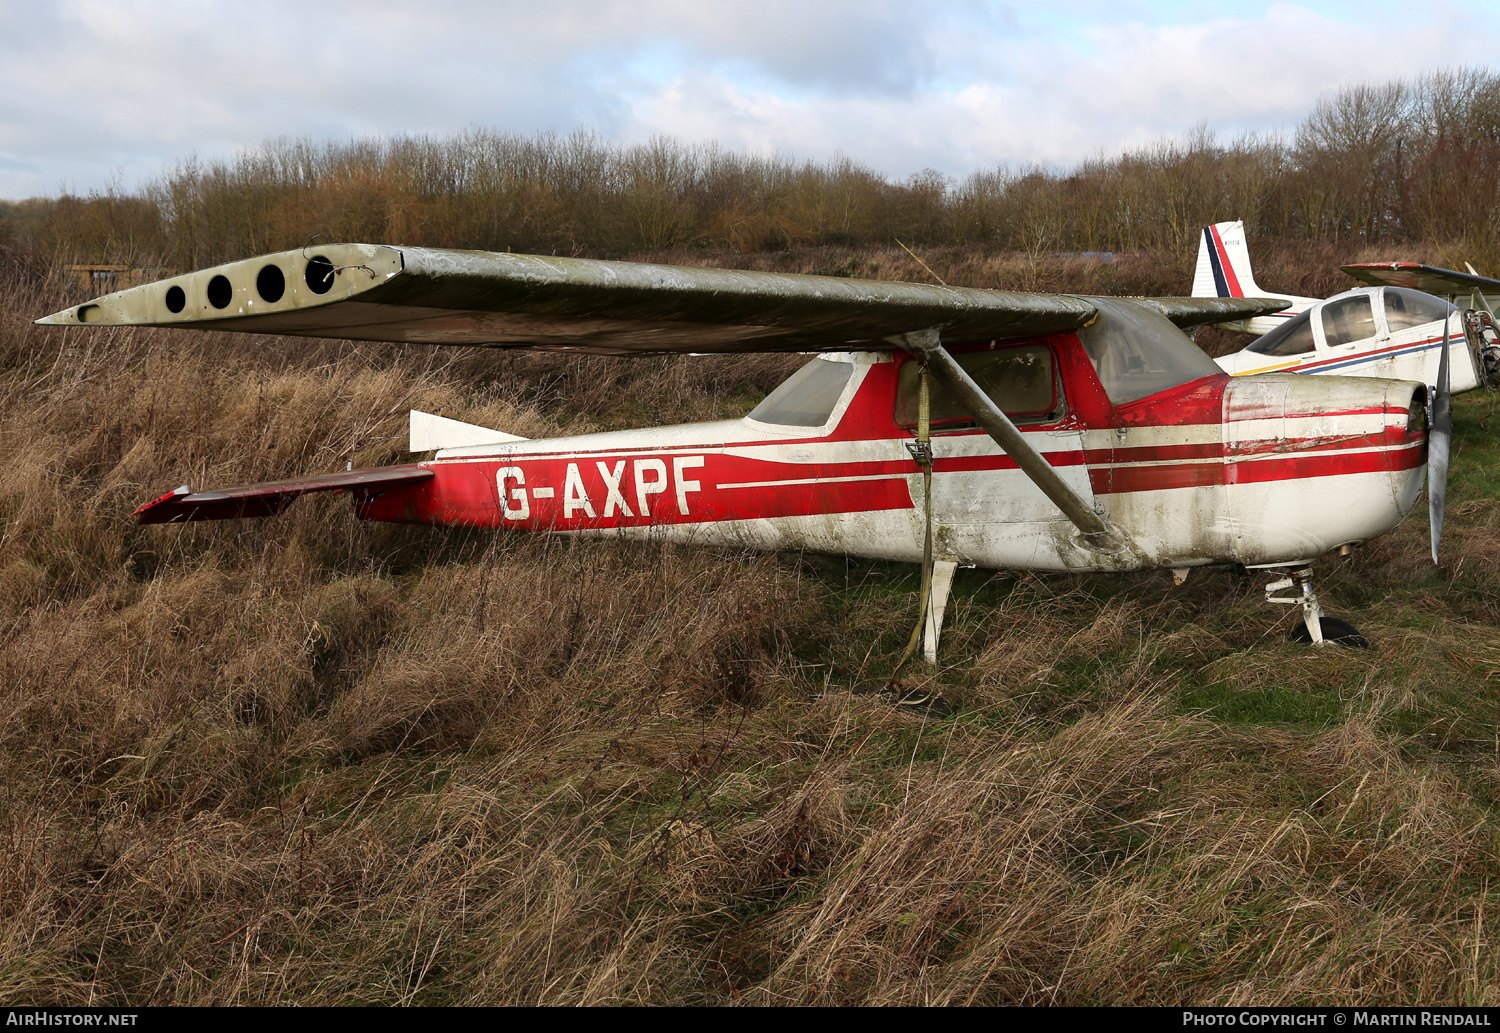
[{"xmin": 1222, "ymin": 374, "xmax": 1426, "ymax": 565}]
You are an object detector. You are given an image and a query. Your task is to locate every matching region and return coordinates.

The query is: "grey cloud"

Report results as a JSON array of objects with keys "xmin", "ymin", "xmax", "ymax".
[{"xmin": 2, "ymin": 0, "xmax": 1498, "ymax": 199}]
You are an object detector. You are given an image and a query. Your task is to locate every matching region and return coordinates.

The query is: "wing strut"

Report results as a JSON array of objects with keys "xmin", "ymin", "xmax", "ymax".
[{"xmin": 893, "ymin": 329, "xmax": 1126, "ymax": 552}]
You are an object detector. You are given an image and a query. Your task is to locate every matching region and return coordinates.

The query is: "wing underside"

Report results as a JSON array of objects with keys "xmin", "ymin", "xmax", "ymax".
[
  {"xmin": 38, "ymin": 244, "xmax": 1286, "ymax": 354},
  {"xmin": 1342, "ymin": 261, "xmax": 1500, "ymax": 301}
]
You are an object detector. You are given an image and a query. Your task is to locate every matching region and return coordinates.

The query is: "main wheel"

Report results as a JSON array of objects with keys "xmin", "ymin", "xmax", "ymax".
[
  {"xmin": 1287, "ymin": 616, "xmax": 1370, "ymax": 648},
  {"xmin": 852, "ymin": 684, "xmax": 954, "ymax": 719}
]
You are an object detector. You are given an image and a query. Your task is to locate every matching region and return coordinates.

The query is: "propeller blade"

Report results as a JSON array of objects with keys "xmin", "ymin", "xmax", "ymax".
[{"xmin": 1430, "ymin": 315, "xmax": 1454, "ymax": 564}]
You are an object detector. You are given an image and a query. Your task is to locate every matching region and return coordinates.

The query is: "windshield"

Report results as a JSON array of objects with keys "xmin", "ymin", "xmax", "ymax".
[
  {"xmin": 1384, "ymin": 287, "xmax": 1456, "ymax": 333},
  {"xmin": 1077, "ymin": 298, "xmax": 1222, "ymax": 404},
  {"xmin": 1247, "ymin": 310, "xmax": 1316, "ymax": 356},
  {"xmin": 747, "ymin": 358, "xmax": 854, "ymax": 427}
]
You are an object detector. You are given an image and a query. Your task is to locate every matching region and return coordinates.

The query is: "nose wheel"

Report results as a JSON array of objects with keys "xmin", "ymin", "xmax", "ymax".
[{"xmin": 1264, "ymin": 565, "xmax": 1370, "ymax": 648}]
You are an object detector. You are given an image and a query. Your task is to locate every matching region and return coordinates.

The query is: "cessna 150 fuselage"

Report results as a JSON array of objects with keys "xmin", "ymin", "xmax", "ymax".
[{"xmin": 39, "ymin": 244, "xmax": 1451, "ymax": 654}]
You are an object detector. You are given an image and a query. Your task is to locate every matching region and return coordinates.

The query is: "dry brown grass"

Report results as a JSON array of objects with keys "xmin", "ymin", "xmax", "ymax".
[{"xmin": 4, "ymin": 248, "xmax": 1500, "ymax": 1006}]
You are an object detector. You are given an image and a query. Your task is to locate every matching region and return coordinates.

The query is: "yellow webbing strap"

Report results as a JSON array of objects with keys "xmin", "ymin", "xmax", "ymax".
[{"xmin": 888, "ymin": 364, "xmax": 935, "ymax": 685}]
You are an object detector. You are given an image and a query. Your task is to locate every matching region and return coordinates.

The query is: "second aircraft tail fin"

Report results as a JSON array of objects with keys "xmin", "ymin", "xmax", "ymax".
[
  {"xmin": 1192, "ymin": 220, "xmax": 1267, "ymax": 298},
  {"xmin": 1190, "ymin": 220, "xmax": 1319, "ymax": 336}
]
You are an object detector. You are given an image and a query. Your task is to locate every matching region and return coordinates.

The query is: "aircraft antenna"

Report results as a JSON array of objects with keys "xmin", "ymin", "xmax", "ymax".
[{"xmin": 895, "ymin": 239, "xmax": 948, "ymax": 286}]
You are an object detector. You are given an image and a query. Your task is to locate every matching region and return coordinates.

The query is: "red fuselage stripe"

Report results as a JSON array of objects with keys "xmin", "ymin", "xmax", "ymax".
[
  {"xmin": 1282, "ymin": 332, "xmax": 1455, "ymax": 373},
  {"xmin": 1094, "ymin": 442, "xmax": 1423, "ymax": 494},
  {"xmin": 359, "ymin": 430, "xmax": 1422, "ymax": 529}
]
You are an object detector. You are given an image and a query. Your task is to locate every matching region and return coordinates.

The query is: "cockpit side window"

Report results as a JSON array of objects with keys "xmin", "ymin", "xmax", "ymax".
[
  {"xmin": 1383, "ymin": 287, "xmax": 1456, "ymax": 333},
  {"xmin": 894, "ymin": 344, "xmax": 1058, "ymax": 429},
  {"xmin": 1320, "ymin": 295, "xmax": 1378, "ymax": 347},
  {"xmin": 1077, "ymin": 298, "xmax": 1221, "ymax": 404},
  {"xmin": 746, "ymin": 357, "xmax": 854, "ymax": 428},
  {"xmin": 1247, "ymin": 310, "xmax": 1316, "ymax": 356}
]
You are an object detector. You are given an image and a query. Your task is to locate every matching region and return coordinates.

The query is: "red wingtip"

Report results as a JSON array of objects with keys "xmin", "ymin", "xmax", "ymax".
[{"xmin": 132, "ymin": 485, "xmax": 191, "ymax": 521}]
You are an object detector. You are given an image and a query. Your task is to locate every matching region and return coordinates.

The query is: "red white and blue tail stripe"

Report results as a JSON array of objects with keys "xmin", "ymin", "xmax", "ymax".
[{"xmin": 1191, "ymin": 220, "xmax": 1315, "ymax": 335}]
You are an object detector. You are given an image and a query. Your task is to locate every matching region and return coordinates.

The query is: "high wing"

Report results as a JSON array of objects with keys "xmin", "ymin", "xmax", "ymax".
[
  {"xmin": 37, "ymin": 244, "xmax": 1286, "ymax": 354},
  {"xmin": 1343, "ymin": 261, "xmax": 1500, "ymax": 303}
]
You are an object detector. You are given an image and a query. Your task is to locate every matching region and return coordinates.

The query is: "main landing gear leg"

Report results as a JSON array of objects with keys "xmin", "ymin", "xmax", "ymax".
[
  {"xmin": 922, "ymin": 560, "xmax": 959, "ymax": 663},
  {"xmin": 1263, "ymin": 565, "xmax": 1370, "ymax": 648}
]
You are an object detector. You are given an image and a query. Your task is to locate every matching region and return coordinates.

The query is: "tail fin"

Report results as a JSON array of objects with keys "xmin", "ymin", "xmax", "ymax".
[
  {"xmin": 1192, "ymin": 220, "xmax": 1266, "ymax": 298},
  {"xmin": 409, "ymin": 410, "xmax": 526, "ymax": 452}
]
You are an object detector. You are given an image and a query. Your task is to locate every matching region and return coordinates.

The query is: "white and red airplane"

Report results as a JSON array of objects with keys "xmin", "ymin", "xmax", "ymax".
[
  {"xmin": 38, "ymin": 243, "xmax": 1458, "ymax": 656},
  {"xmin": 1192, "ymin": 219, "xmax": 1500, "ymax": 391}
]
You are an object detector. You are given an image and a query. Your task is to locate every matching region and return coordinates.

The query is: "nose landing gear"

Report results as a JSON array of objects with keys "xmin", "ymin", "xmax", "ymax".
[{"xmin": 1264, "ymin": 565, "xmax": 1370, "ymax": 648}]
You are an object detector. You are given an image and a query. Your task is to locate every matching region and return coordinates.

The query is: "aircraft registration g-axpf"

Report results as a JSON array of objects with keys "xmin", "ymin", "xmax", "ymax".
[
  {"xmin": 37, "ymin": 244, "xmax": 1452, "ymax": 657},
  {"xmin": 1192, "ymin": 219, "xmax": 1500, "ymax": 392}
]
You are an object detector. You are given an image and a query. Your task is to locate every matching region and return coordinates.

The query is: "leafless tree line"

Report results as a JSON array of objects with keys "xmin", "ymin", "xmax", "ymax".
[{"xmin": 5, "ymin": 67, "xmax": 1500, "ymax": 270}]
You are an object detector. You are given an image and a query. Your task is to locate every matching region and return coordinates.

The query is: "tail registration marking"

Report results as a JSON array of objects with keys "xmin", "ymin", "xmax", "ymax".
[{"xmin": 498, "ymin": 456, "xmax": 707, "ymax": 524}]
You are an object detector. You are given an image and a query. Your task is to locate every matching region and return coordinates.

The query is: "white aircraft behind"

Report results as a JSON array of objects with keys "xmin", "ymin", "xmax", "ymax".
[{"xmin": 1192, "ymin": 219, "xmax": 1500, "ymax": 393}]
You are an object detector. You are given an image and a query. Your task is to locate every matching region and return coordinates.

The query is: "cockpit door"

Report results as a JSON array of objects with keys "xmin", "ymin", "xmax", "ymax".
[
  {"xmin": 1315, "ymin": 293, "xmax": 1380, "ymax": 364},
  {"xmin": 894, "ymin": 344, "xmax": 1092, "ymax": 526}
]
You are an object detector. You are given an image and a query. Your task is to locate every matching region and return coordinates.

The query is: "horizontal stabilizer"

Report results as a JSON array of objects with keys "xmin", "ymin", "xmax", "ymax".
[
  {"xmin": 132, "ymin": 465, "xmax": 432, "ymax": 524},
  {"xmin": 409, "ymin": 409, "xmax": 526, "ymax": 452},
  {"xmin": 1143, "ymin": 296, "xmax": 1291, "ymax": 328},
  {"xmin": 1342, "ymin": 262, "xmax": 1500, "ymax": 300}
]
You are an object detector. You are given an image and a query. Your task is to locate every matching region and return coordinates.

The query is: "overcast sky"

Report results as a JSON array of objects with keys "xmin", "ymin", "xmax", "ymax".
[{"xmin": 1, "ymin": 0, "xmax": 1494, "ymax": 199}]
